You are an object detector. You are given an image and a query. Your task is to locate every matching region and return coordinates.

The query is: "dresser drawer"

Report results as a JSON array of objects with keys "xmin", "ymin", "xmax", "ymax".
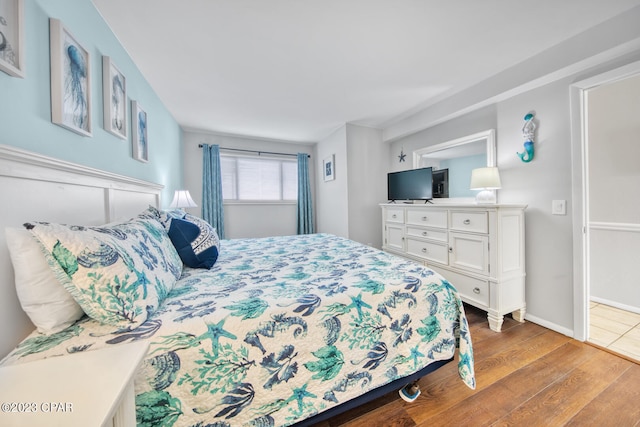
[
  {"xmin": 406, "ymin": 209, "xmax": 447, "ymax": 228},
  {"xmin": 385, "ymin": 208, "xmax": 404, "ymax": 223},
  {"xmin": 432, "ymin": 267, "xmax": 490, "ymax": 308},
  {"xmin": 406, "ymin": 238, "xmax": 448, "ymax": 264},
  {"xmin": 450, "ymin": 210, "xmax": 488, "ymax": 233},
  {"xmin": 406, "ymin": 226, "xmax": 448, "ymax": 243}
]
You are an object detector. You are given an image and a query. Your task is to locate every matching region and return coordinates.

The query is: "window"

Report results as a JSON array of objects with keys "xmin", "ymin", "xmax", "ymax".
[{"xmin": 221, "ymin": 154, "xmax": 298, "ymax": 201}]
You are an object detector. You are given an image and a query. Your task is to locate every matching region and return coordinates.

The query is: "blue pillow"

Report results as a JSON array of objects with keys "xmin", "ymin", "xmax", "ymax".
[{"xmin": 168, "ymin": 216, "xmax": 220, "ymax": 268}]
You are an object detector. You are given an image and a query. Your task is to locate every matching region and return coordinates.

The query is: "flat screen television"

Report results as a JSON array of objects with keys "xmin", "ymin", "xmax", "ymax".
[{"xmin": 387, "ymin": 167, "xmax": 433, "ymax": 202}]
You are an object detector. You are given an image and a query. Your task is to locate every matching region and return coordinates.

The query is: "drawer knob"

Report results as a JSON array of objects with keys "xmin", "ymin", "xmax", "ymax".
[
  {"xmin": 473, "ymin": 287, "xmax": 481, "ymax": 294},
  {"xmin": 421, "ymin": 248, "xmax": 427, "ymax": 253},
  {"xmin": 392, "ymin": 214, "xmax": 397, "ymax": 219},
  {"xmin": 422, "ymin": 216, "xmax": 428, "ymax": 221},
  {"xmin": 422, "ymin": 231, "xmax": 428, "ymax": 236},
  {"xmin": 463, "ymin": 219, "xmax": 471, "ymax": 225},
  {"xmin": 449, "ymin": 247, "xmax": 453, "ymax": 253}
]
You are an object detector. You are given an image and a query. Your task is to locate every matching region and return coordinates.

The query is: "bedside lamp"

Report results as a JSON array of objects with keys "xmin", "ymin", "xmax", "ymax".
[
  {"xmin": 169, "ymin": 190, "xmax": 197, "ymax": 210},
  {"xmin": 470, "ymin": 167, "xmax": 501, "ymax": 204}
]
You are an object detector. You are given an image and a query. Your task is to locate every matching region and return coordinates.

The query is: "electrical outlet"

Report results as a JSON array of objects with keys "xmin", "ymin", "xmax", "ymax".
[{"xmin": 552, "ymin": 200, "xmax": 566, "ymax": 215}]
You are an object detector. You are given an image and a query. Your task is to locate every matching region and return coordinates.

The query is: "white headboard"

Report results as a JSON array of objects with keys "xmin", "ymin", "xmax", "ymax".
[{"xmin": 0, "ymin": 145, "xmax": 163, "ymax": 358}]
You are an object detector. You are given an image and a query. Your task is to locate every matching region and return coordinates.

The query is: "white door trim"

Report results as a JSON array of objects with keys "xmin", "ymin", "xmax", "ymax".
[{"xmin": 570, "ymin": 60, "xmax": 640, "ymax": 341}]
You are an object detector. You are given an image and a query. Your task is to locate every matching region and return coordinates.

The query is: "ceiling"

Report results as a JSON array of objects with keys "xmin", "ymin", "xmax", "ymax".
[{"xmin": 93, "ymin": 0, "xmax": 640, "ymax": 143}]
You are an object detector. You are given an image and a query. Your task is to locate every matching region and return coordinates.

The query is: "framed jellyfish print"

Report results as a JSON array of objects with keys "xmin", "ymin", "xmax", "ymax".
[
  {"xmin": 0, "ymin": 0, "xmax": 25, "ymax": 78},
  {"xmin": 50, "ymin": 18, "xmax": 92, "ymax": 137},
  {"xmin": 102, "ymin": 56, "xmax": 127, "ymax": 139},
  {"xmin": 131, "ymin": 100, "xmax": 148, "ymax": 162}
]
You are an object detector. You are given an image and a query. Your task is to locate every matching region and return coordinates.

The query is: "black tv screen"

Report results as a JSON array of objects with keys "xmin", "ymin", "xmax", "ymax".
[{"xmin": 387, "ymin": 167, "xmax": 433, "ymax": 201}]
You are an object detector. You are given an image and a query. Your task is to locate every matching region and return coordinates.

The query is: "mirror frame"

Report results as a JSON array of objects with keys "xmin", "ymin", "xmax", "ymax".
[
  {"xmin": 412, "ymin": 129, "xmax": 497, "ymax": 201},
  {"xmin": 412, "ymin": 129, "xmax": 496, "ymax": 168}
]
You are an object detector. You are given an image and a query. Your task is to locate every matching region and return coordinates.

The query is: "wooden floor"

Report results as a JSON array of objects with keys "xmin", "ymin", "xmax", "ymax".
[{"xmin": 317, "ymin": 304, "xmax": 640, "ymax": 427}]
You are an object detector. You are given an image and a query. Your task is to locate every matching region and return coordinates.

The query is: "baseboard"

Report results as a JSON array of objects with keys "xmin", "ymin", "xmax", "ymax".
[
  {"xmin": 590, "ymin": 296, "xmax": 640, "ymax": 315},
  {"xmin": 524, "ymin": 314, "xmax": 574, "ymax": 338}
]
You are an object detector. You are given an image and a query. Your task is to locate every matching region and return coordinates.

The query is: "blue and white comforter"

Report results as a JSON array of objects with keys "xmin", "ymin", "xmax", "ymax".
[{"xmin": 2, "ymin": 233, "xmax": 475, "ymax": 426}]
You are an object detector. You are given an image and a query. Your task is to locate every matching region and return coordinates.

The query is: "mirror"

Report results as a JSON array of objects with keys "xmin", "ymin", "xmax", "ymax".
[{"xmin": 412, "ymin": 129, "xmax": 496, "ymax": 200}]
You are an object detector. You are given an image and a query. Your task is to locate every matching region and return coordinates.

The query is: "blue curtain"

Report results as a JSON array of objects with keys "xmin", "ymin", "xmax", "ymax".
[
  {"xmin": 202, "ymin": 144, "xmax": 225, "ymax": 239},
  {"xmin": 297, "ymin": 153, "xmax": 315, "ymax": 234}
]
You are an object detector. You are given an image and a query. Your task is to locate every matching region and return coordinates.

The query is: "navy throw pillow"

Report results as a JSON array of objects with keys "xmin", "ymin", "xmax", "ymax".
[{"xmin": 168, "ymin": 216, "xmax": 220, "ymax": 269}]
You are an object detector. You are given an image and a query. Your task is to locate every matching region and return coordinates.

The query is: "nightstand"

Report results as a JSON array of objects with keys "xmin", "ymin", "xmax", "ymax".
[{"xmin": 0, "ymin": 340, "xmax": 148, "ymax": 427}]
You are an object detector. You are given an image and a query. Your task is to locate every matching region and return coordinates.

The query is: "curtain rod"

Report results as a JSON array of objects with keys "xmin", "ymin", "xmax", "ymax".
[{"xmin": 198, "ymin": 145, "xmax": 310, "ymax": 158}]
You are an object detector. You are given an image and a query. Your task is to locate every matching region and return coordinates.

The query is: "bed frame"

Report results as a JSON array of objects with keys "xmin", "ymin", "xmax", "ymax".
[{"xmin": 0, "ymin": 145, "xmax": 163, "ymax": 358}]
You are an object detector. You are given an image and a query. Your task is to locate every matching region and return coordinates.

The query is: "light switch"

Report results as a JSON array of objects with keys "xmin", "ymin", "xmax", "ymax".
[{"xmin": 552, "ymin": 200, "xmax": 566, "ymax": 215}]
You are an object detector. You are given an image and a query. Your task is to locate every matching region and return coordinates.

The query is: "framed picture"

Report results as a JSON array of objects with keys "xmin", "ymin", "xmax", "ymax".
[
  {"xmin": 50, "ymin": 18, "xmax": 92, "ymax": 136},
  {"xmin": 102, "ymin": 56, "xmax": 127, "ymax": 139},
  {"xmin": 0, "ymin": 0, "xmax": 24, "ymax": 78},
  {"xmin": 131, "ymin": 100, "xmax": 148, "ymax": 162},
  {"xmin": 323, "ymin": 154, "xmax": 335, "ymax": 182}
]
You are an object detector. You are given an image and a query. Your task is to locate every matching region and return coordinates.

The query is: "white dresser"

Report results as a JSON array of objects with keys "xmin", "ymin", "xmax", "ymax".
[{"xmin": 381, "ymin": 203, "xmax": 527, "ymax": 332}]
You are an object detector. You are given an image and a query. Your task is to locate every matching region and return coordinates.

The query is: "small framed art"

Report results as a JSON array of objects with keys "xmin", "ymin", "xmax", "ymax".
[
  {"xmin": 102, "ymin": 56, "xmax": 127, "ymax": 139},
  {"xmin": 50, "ymin": 18, "xmax": 92, "ymax": 136},
  {"xmin": 323, "ymin": 154, "xmax": 335, "ymax": 182},
  {"xmin": 0, "ymin": 0, "xmax": 24, "ymax": 78},
  {"xmin": 131, "ymin": 100, "xmax": 148, "ymax": 162}
]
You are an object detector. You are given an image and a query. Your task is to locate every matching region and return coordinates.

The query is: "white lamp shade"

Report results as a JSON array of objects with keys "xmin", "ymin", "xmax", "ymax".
[
  {"xmin": 169, "ymin": 190, "xmax": 197, "ymax": 209},
  {"xmin": 470, "ymin": 167, "xmax": 502, "ymax": 190}
]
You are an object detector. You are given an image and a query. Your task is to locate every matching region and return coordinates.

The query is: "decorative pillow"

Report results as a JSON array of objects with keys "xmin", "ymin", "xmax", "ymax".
[
  {"xmin": 5, "ymin": 227, "xmax": 85, "ymax": 334},
  {"xmin": 168, "ymin": 215, "xmax": 220, "ymax": 268},
  {"xmin": 140, "ymin": 205, "xmax": 220, "ymax": 269},
  {"xmin": 139, "ymin": 205, "xmax": 185, "ymax": 229},
  {"xmin": 25, "ymin": 217, "xmax": 183, "ymax": 330}
]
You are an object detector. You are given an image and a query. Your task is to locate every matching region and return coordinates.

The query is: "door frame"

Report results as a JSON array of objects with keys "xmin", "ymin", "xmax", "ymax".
[{"xmin": 570, "ymin": 60, "xmax": 640, "ymax": 341}]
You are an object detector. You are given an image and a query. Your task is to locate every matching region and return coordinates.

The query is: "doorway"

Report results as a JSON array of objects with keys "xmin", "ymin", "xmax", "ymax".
[{"xmin": 571, "ymin": 61, "xmax": 640, "ymax": 361}]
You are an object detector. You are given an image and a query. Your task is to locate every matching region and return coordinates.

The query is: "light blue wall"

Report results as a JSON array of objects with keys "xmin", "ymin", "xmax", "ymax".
[
  {"xmin": 440, "ymin": 153, "xmax": 486, "ymax": 198},
  {"xmin": 0, "ymin": 0, "xmax": 182, "ymax": 206}
]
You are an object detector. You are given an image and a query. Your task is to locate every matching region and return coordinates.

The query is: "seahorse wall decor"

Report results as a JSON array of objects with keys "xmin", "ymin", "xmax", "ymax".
[{"xmin": 517, "ymin": 112, "xmax": 536, "ymax": 163}]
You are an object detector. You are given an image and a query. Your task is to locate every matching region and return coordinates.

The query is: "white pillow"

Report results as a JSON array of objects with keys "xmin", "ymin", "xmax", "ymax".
[{"xmin": 5, "ymin": 227, "xmax": 85, "ymax": 334}]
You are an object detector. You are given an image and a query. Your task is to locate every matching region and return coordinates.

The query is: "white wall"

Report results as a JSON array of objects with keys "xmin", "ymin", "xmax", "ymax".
[
  {"xmin": 587, "ymin": 73, "xmax": 640, "ymax": 309},
  {"xmin": 387, "ymin": 106, "xmax": 497, "ymax": 173},
  {"xmin": 315, "ymin": 124, "xmax": 388, "ymax": 247},
  {"xmin": 316, "ymin": 126, "xmax": 349, "ymax": 237},
  {"xmin": 182, "ymin": 130, "xmax": 315, "ymax": 239},
  {"xmin": 346, "ymin": 124, "xmax": 387, "ymax": 248},
  {"xmin": 496, "ymin": 79, "xmax": 575, "ymax": 333}
]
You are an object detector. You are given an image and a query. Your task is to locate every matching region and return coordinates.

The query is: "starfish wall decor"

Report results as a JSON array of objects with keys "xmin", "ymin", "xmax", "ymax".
[{"xmin": 398, "ymin": 148, "xmax": 406, "ymax": 162}]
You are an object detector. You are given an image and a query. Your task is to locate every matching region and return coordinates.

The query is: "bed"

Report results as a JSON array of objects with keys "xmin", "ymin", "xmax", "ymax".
[{"xmin": 0, "ymin": 145, "xmax": 475, "ymax": 427}]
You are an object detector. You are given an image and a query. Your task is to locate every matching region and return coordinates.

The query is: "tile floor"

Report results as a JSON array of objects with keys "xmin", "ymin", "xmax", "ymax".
[{"xmin": 589, "ymin": 302, "xmax": 640, "ymax": 362}]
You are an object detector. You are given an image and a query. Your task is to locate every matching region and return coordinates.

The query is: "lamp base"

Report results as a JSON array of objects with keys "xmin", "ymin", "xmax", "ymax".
[{"xmin": 475, "ymin": 190, "xmax": 496, "ymax": 204}]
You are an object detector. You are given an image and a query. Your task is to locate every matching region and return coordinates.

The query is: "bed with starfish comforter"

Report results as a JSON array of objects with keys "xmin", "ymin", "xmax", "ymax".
[{"xmin": 2, "ymin": 232, "xmax": 475, "ymax": 426}]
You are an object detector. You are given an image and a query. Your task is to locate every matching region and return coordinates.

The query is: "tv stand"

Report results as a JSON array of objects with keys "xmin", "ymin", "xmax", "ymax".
[{"xmin": 387, "ymin": 200, "xmax": 432, "ymax": 204}]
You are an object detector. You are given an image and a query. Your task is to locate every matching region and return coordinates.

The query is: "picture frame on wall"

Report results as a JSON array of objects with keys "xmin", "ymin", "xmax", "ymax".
[
  {"xmin": 323, "ymin": 154, "xmax": 335, "ymax": 182},
  {"xmin": 131, "ymin": 100, "xmax": 148, "ymax": 162},
  {"xmin": 102, "ymin": 56, "xmax": 127, "ymax": 139},
  {"xmin": 0, "ymin": 0, "xmax": 24, "ymax": 78},
  {"xmin": 50, "ymin": 18, "xmax": 92, "ymax": 136}
]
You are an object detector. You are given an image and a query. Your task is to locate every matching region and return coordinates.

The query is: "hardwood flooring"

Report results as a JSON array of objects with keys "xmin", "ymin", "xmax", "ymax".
[{"xmin": 316, "ymin": 304, "xmax": 640, "ymax": 427}]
